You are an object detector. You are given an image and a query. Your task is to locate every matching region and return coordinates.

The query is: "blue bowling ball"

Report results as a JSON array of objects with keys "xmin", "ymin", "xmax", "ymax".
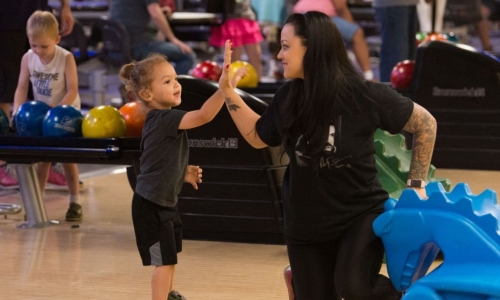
[
  {"xmin": 15, "ymin": 100, "xmax": 51, "ymax": 137},
  {"xmin": 445, "ymin": 32, "xmax": 459, "ymax": 43},
  {"xmin": 42, "ymin": 105, "xmax": 83, "ymax": 137},
  {"xmin": 0, "ymin": 109, "xmax": 9, "ymax": 135}
]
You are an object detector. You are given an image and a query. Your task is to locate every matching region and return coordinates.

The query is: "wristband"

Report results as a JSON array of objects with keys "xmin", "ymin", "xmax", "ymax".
[
  {"xmin": 407, "ymin": 179, "xmax": 426, "ymax": 189},
  {"xmin": 363, "ymin": 70, "xmax": 374, "ymax": 81}
]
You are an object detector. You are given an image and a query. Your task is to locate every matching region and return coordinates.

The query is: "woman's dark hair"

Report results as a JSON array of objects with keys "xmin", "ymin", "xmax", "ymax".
[{"xmin": 280, "ymin": 11, "xmax": 364, "ymax": 168}]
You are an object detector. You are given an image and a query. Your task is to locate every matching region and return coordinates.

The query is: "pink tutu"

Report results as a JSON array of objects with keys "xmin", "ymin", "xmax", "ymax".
[{"xmin": 209, "ymin": 18, "xmax": 263, "ymax": 47}]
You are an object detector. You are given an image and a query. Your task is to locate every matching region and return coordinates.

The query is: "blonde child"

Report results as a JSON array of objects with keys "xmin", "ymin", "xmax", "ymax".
[
  {"xmin": 120, "ymin": 41, "xmax": 243, "ymax": 300},
  {"xmin": 13, "ymin": 10, "xmax": 82, "ymax": 221}
]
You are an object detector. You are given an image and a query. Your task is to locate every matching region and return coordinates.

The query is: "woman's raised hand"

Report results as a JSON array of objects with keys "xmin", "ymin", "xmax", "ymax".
[{"xmin": 219, "ymin": 40, "xmax": 248, "ymax": 91}]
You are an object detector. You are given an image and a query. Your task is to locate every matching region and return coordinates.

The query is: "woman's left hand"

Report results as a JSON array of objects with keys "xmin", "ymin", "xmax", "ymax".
[
  {"xmin": 184, "ymin": 165, "xmax": 202, "ymax": 189},
  {"xmin": 413, "ymin": 187, "xmax": 428, "ymax": 199}
]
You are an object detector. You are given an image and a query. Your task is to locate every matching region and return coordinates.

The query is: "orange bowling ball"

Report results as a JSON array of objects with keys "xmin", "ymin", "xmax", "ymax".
[
  {"xmin": 82, "ymin": 105, "xmax": 126, "ymax": 138},
  {"xmin": 230, "ymin": 61, "xmax": 259, "ymax": 88},
  {"xmin": 423, "ymin": 32, "xmax": 447, "ymax": 43},
  {"xmin": 119, "ymin": 101, "xmax": 147, "ymax": 137}
]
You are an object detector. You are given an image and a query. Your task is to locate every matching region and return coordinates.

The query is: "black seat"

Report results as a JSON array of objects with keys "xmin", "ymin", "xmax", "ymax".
[
  {"xmin": 59, "ymin": 18, "xmax": 89, "ymax": 64},
  {"xmin": 169, "ymin": 0, "xmax": 226, "ymax": 42},
  {"xmin": 443, "ymin": 0, "xmax": 482, "ymax": 25},
  {"xmin": 95, "ymin": 17, "xmax": 133, "ymax": 70}
]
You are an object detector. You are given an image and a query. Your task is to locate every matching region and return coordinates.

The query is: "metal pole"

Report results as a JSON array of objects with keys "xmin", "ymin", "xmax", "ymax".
[{"xmin": 14, "ymin": 164, "xmax": 58, "ymax": 228}]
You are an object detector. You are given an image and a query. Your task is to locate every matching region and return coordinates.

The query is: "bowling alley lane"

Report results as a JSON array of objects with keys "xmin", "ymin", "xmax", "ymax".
[{"xmin": 0, "ymin": 170, "xmax": 291, "ymax": 300}]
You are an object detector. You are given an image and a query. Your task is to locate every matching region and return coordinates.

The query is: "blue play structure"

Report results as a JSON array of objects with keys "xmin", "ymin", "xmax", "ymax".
[{"xmin": 373, "ymin": 182, "xmax": 500, "ymax": 300}]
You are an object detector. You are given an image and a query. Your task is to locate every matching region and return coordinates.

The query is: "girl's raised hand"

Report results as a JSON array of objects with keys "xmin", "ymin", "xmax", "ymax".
[{"xmin": 219, "ymin": 40, "xmax": 233, "ymax": 91}]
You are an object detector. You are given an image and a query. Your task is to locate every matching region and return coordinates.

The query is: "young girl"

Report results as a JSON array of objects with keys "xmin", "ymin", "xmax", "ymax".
[
  {"xmin": 120, "ymin": 41, "xmax": 244, "ymax": 300},
  {"xmin": 13, "ymin": 10, "xmax": 82, "ymax": 222},
  {"xmin": 209, "ymin": 0, "xmax": 264, "ymax": 80}
]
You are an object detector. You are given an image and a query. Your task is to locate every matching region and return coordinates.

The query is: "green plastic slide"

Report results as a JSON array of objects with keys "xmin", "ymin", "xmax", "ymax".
[{"xmin": 374, "ymin": 129, "xmax": 451, "ymax": 198}]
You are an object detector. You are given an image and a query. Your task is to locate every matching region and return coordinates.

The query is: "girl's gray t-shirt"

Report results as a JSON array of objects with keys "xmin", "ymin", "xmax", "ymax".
[{"xmin": 135, "ymin": 109, "xmax": 188, "ymax": 207}]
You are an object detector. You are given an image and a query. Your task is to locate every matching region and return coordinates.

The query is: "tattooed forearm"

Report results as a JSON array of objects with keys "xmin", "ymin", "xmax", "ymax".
[
  {"xmin": 225, "ymin": 97, "xmax": 241, "ymax": 112},
  {"xmin": 403, "ymin": 103, "xmax": 437, "ymax": 179}
]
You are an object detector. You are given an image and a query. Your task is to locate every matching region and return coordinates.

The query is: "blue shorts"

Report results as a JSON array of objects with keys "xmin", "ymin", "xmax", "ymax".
[{"xmin": 332, "ymin": 17, "xmax": 360, "ymax": 43}]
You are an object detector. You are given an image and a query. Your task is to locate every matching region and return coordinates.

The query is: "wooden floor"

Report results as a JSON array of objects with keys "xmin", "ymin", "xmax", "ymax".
[{"xmin": 0, "ymin": 167, "xmax": 499, "ymax": 299}]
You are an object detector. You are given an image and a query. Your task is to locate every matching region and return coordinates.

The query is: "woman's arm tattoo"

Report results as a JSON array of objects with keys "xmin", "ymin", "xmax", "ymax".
[
  {"xmin": 225, "ymin": 97, "xmax": 241, "ymax": 112},
  {"xmin": 402, "ymin": 104, "xmax": 437, "ymax": 179}
]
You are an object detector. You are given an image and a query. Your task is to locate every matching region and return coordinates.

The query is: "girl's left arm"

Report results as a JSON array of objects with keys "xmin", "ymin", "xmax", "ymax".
[
  {"xmin": 402, "ymin": 102, "xmax": 437, "ymax": 198},
  {"xmin": 60, "ymin": 53, "xmax": 79, "ymax": 106}
]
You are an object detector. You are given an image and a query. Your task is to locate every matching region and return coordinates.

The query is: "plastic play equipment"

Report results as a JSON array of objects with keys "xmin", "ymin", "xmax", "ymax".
[
  {"xmin": 374, "ymin": 129, "xmax": 451, "ymax": 198},
  {"xmin": 374, "ymin": 182, "xmax": 500, "ymax": 299}
]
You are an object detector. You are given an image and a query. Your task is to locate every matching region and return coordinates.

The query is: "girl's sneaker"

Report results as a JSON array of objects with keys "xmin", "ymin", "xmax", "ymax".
[
  {"xmin": 0, "ymin": 165, "xmax": 19, "ymax": 189},
  {"xmin": 168, "ymin": 290, "xmax": 187, "ymax": 300}
]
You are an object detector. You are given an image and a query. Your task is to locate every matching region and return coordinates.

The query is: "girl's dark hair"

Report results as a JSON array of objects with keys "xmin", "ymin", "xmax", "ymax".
[{"xmin": 280, "ymin": 12, "xmax": 365, "ymax": 167}]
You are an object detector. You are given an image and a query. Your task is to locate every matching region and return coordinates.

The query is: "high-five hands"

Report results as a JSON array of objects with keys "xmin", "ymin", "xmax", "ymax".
[{"xmin": 219, "ymin": 40, "xmax": 248, "ymax": 91}]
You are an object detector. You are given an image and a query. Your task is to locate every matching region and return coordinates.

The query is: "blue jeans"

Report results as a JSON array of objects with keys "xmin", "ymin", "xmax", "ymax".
[
  {"xmin": 132, "ymin": 40, "xmax": 196, "ymax": 75},
  {"xmin": 374, "ymin": 6, "xmax": 418, "ymax": 82}
]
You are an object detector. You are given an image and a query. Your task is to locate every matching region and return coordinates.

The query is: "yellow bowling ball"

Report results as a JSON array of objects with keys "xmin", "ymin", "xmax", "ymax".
[
  {"xmin": 82, "ymin": 105, "xmax": 126, "ymax": 138},
  {"xmin": 230, "ymin": 61, "xmax": 259, "ymax": 88}
]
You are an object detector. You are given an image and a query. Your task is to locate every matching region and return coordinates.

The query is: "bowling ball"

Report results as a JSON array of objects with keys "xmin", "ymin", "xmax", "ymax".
[
  {"xmin": 230, "ymin": 61, "xmax": 259, "ymax": 88},
  {"xmin": 390, "ymin": 60, "xmax": 415, "ymax": 89},
  {"xmin": 415, "ymin": 31, "xmax": 427, "ymax": 46},
  {"xmin": 15, "ymin": 100, "xmax": 51, "ymax": 137},
  {"xmin": 190, "ymin": 60, "xmax": 222, "ymax": 81},
  {"xmin": 0, "ymin": 109, "xmax": 9, "ymax": 135},
  {"xmin": 445, "ymin": 32, "xmax": 459, "ymax": 43},
  {"xmin": 42, "ymin": 105, "xmax": 83, "ymax": 137},
  {"xmin": 423, "ymin": 32, "xmax": 447, "ymax": 43},
  {"xmin": 119, "ymin": 101, "xmax": 147, "ymax": 137},
  {"xmin": 284, "ymin": 265, "xmax": 294, "ymax": 299},
  {"xmin": 82, "ymin": 105, "xmax": 126, "ymax": 138}
]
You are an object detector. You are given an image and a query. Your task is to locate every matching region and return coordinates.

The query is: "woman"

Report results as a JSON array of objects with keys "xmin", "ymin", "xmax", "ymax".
[{"xmin": 218, "ymin": 11, "xmax": 436, "ymax": 299}]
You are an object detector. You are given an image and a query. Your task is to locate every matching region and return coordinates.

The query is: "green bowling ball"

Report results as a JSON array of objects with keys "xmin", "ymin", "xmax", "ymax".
[
  {"xmin": 446, "ymin": 32, "xmax": 459, "ymax": 43},
  {"xmin": 416, "ymin": 31, "xmax": 427, "ymax": 46}
]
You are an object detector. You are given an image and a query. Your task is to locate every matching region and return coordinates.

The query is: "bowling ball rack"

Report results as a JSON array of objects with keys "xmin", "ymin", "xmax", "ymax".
[{"xmin": 0, "ymin": 135, "xmax": 141, "ymax": 228}]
